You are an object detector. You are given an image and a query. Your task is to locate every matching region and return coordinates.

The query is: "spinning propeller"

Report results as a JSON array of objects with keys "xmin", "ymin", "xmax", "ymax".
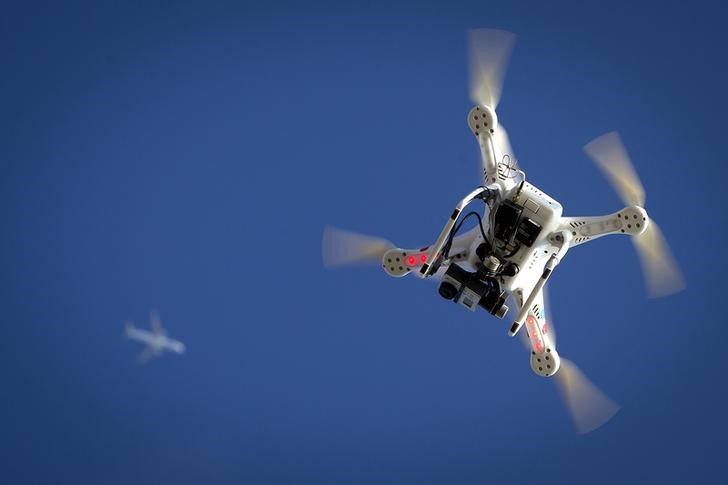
[
  {"xmin": 518, "ymin": 290, "xmax": 620, "ymax": 434},
  {"xmin": 323, "ymin": 29, "xmax": 518, "ymax": 268},
  {"xmin": 468, "ymin": 28, "xmax": 515, "ymax": 110},
  {"xmin": 322, "ymin": 226, "xmax": 394, "ymax": 267},
  {"xmin": 469, "ymin": 29, "xmax": 520, "ymax": 171},
  {"xmin": 584, "ymin": 132, "xmax": 685, "ymax": 297},
  {"xmin": 555, "ymin": 359, "xmax": 621, "ymax": 434}
]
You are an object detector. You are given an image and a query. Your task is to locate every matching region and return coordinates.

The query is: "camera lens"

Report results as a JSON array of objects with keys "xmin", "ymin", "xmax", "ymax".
[{"xmin": 438, "ymin": 282, "xmax": 458, "ymax": 300}]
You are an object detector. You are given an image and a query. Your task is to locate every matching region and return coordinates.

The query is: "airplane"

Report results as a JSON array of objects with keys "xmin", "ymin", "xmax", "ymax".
[
  {"xmin": 125, "ymin": 310, "xmax": 186, "ymax": 365},
  {"xmin": 321, "ymin": 29, "xmax": 684, "ymax": 433}
]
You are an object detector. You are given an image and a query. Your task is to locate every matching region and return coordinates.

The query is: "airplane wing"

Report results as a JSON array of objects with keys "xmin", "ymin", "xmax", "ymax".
[
  {"xmin": 137, "ymin": 346, "xmax": 155, "ymax": 366},
  {"xmin": 150, "ymin": 310, "xmax": 165, "ymax": 336}
]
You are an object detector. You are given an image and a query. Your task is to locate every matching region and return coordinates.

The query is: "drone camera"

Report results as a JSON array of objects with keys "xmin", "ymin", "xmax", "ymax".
[{"xmin": 438, "ymin": 263, "xmax": 509, "ymax": 318}]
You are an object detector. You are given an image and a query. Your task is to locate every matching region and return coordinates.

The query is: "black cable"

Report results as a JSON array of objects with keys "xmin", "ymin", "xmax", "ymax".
[{"xmin": 443, "ymin": 210, "xmax": 488, "ymax": 258}]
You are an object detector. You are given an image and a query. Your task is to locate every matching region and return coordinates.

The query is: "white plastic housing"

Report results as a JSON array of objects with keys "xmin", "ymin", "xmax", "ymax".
[
  {"xmin": 496, "ymin": 181, "xmax": 564, "ymax": 294},
  {"xmin": 382, "ymin": 246, "xmax": 470, "ymax": 277},
  {"xmin": 382, "ymin": 248, "xmax": 432, "ymax": 277},
  {"xmin": 526, "ymin": 314, "xmax": 560, "ymax": 377},
  {"xmin": 521, "ymin": 292, "xmax": 560, "ymax": 377},
  {"xmin": 467, "ymin": 106, "xmax": 499, "ymax": 184},
  {"xmin": 559, "ymin": 205, "xmax": 648, "ymax": 247}
]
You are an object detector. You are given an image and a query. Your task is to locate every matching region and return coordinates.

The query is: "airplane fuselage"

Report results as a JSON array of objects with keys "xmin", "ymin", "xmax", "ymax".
[{"xmin": 126, "ymin": 325, "xmax": 186, "ymax": 354}]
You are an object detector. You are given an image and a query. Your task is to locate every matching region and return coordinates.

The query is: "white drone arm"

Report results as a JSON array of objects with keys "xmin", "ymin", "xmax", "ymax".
[
  {"xmin": 509, "ymin": 230, "xmax": 572, "ymax": 336},
  {"xmin": 419, "ymin": 185, "xmax": 496, "ymax": 278},
  {"xmin": 467, "ymin": 106, "xmax": 500, "ymax": 184},
  {"xmin": 559, "ymin": 205, "xmax": 648, "ymax": 247},
  {"xmin": 513, "ymin": 288, "xmax": 560, "ymax": 377},
  {"xmin": 381, "ymin": 239, "xmax": 473, "ymax": 278},
  {"xmin": 478, "ymin": 133, "xmax": 498, "ymax": 183}
]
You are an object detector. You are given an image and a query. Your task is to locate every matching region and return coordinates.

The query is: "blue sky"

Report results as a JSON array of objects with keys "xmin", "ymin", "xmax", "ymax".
[{"xmin": 1, "ymin": 1, "xmax": 726, "ymax": 483}]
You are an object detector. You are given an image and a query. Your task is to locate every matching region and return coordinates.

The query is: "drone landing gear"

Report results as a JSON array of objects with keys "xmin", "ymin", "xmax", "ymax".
[
  {"xmin": 419, "ymin": 185, "xmax": 496, "ymax": 278},
  {"xmin": 509, "ymin": 231, "xmax": 572, "ymax": 336}
]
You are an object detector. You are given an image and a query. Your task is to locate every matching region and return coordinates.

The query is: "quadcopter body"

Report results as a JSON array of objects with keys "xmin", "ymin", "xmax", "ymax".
[
  {"xmin": 379, "ymin": 105, "xmax": 650, "ymax": 378},
  {"xmin": 323, "ymin": 29, "xmax": 683, "ymax": 432}
]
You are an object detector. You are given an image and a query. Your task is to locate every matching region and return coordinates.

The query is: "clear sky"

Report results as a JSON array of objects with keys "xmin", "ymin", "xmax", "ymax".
[{"xmin": 1, "ymin": 1, "xmax": 726, "ymax": 483}]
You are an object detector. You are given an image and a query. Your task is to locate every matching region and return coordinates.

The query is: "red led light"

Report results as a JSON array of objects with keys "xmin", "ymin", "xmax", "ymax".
[
  {"xmin": 407, "ymin": 256, "xmax": 416, "ymax": 266},
  {"xmin": 531, "ymin": 330, "xmax": 538, "ymax": 338},
  {"xmin": 542, "ymin": 323, "xmax": 548, "ymax": 334},
  {"xmin": 526, "ymin": 316, "xmax": 536, "ymax": 326},
  {"xmin": 534, "ymin": 341, "xmax": 543, "ymax": 352},
  {"xmin": 420, "ymin": 254, "xmax": 427, "ymax": 263}
]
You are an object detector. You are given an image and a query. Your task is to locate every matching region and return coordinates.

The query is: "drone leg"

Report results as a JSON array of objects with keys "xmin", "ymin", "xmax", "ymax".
[
  {"xmin": 508, "ymin": 231, "xmax": 572, "ymax": 336},
  {"xmin": 419, "ymin": 185, "xmax": 495, "ymax": 278}
]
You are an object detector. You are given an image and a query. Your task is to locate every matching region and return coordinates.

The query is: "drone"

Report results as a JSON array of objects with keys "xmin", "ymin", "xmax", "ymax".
[{"xmin": 322, "ymin": 29, "xmax": 684, "ymax": 433}]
